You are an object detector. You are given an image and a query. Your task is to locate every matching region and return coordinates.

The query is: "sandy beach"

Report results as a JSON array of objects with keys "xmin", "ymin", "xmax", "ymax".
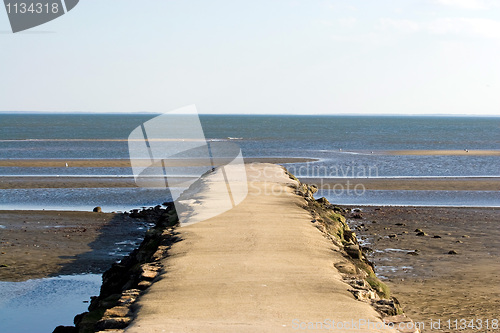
[{"xmin": 343, "ymin": 206, "xmax": 500, "ymax": 333}]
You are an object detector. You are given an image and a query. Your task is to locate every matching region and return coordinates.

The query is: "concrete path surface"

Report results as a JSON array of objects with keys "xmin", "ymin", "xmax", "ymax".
[{"xmin": 125, "ymin": 163, "xmax": 395, "ymax": 333}]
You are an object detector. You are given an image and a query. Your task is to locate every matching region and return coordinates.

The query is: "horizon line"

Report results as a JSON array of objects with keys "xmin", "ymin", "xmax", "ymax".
[{"xmin": 0, "ymin": 111, "xmax": 499, "ymax": 117}]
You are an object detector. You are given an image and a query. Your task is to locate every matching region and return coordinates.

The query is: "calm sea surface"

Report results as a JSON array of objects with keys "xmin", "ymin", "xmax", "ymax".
[{"xmin": 0, "ymin": 114, "xmax": 499, "ymax": 209}]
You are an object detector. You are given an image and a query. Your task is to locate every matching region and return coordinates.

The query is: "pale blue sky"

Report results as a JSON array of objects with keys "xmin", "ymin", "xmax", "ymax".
[{"xmin": 1, "ymin": 0, "xmax": 499, "ymax": 115}]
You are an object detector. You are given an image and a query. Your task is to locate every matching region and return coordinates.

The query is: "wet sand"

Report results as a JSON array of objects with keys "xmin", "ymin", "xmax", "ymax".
[
  {"xmin": 0, "ymin": 157, "xmax": 316, "ymax": 168},
  {"xmin": 0, "ymin": 210, "xmax": 149, "ymax": 281},
  {"xmin": 336, "ymin": 150, "xmax": 500, "ymax": 156},
  {"xmin": 387, "ymin": 150, "xmax": 500, "ymax": 156},
  {"xmin": 301, "ymin": 177, "xmax": 500, "ymax": 191},
  {"xmin": 343, "ymin": 206, "xmax": 500, "ymax": 333},
  {"xmin": 2, "ymin": 176, "xmax": 499, "ymax": 191}
]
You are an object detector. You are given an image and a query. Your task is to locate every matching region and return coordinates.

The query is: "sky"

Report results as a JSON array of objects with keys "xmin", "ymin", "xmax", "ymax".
[{"xmin": 0, "ymin": 0, "xmax": 499, "ymax": 115}]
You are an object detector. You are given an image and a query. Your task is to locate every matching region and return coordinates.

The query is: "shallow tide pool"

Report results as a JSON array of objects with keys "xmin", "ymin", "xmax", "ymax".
[{"xmin": 0, "ymin": 274, "xmax": 101, "ymax": 333}]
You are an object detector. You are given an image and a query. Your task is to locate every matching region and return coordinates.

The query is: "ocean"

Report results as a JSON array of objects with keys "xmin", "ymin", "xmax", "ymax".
[{"xmin": 0, "ymin": 113, "xmax": 499, "ymax": 209}]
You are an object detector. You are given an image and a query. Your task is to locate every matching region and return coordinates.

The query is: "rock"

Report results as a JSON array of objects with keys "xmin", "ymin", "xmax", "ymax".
[
  {"xmin": 407, "ymin": 251, "xmax": 419, "ymax": 256},
  {"xmin": 140, "ymin": 269, "xmax": 159, "ymax": 281},
  {"xmin": 361, "ymin": 246, "xmax": 373, "ymax": 254},
  {"xmin": 334, "ymin": 262, "xmax": 357, "ymax": 275},
  {"xmin": 348, "ymin": 279, "xmax": 370, "ymax": 290},
  {"xmin": 414, "ymin": 228, "xmax": 423, "ymax": 233},
  {"xmin": 0, "ymin": 264, "xmax": 8, "ymax": 268},
  {"xmin": 122, "ymin": 289, "xmax": 140, "ymax": 296},
  {"xmin": 371, "ymin": 299, "xmax": 399, "ymax": 316},
  {"xmin": 95, "ymin": 317, "xmax": 131, "ymax": 330},
  {"xmin": 456, "ymin": 240, "xmax": 463, "ymax": 243},
  {"xmin": 395, "ymin": 223, "xmax": 406, "ymax": 226},
  {"xmin": 351, "ymin": 213, "xmax": 363, "ymax": 219},
  {"xmin": 433, "ymin": 235, "xmax": 442, "ymax": 238},
  {"xmin": 388, "ymin": 234, "xmax": 397, "ymax": 238},
  {"xmin": 137, "ymin": 280, "xmax": 152, "ymax": 290},
  {"xmin": 52, "ymin": 326, "xmax": 77, "ymax": 333},
  {"xmin": 448, "ymin": 250, "xmax": 458, "ymax": 255},
  {"xmin": 345, "ymin": 244, "xmax": 362, "ymax": 259},
  {"xmin": 315, "ymin": 197, "xmax": 330, "ymax": 205},
  {"xmin": 351, "ymin": 289, "xmax": 379, "ymax": 301},
  {"xmin": 343, "ymin": 230, "xmax": 357, "ymax": 244},
  {"xmin": 416, "ymin": 231, "xmax": 428, "ymax": 236},
  {"xmin": 462, "ymin": 235, "xmax": 470, "ymax": 238},
  {"xmin": 93, "ymin": 206, "xmax": 102, "ymax": 213},
  {"xmin": 103, "ymin": 306, "xmax": 130, "ymax": 318}
]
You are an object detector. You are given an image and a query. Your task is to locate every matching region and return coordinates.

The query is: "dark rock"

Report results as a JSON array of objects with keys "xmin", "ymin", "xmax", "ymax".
[
  {"xmin": 371, "ymin": 298, "xmax": 400, "ymax": 316},
  {"xmin": 92, "ymin": 206, "xmax": 102, "ymax": 213},
  {"xmin": 407, "ymin": 251, "xmax": 419, "ymax": 256},
  {"xmin": 414, "ymin": 228, "xmax": 423, "ymax": 233},
  {"xmin": 388, "ymin": 234, "xmax": 397, "ymax": 238},
  {"xmin": 345, "ymin": 244, "xmax": 362, "ymax": 259},
  {"xmin": 462, "ymin": 235, "xmax": 470, "ymax": 238},
  {"xmin": 395, "ymin": 223, "xmax": 406, "ymax": 226},
  {"xmin": 316, "ymin": 197, "xmax": 330, "ymax": 205},
  {"xmin": 361, "ymin": 246, "xmax": 373, "ymax": 254},
  {"xmin": 95, "ymin": 317, "xmax": 131, "ymax": 330},
  {"xmin": 343, "ymin": 230, "xmax": 357, "ymax": 244},
  {"xmin": 433, "ymin": 235, "xmax": 442, "ymax": 238},
  {"xmin": 448, "ymin": 250, "xmax": 458, "ymax": 255},
  {"xmin": 52, "ymin": 326, "xmax": 77, "ymax": 333},
  {"xmin": 416, "ymin": 231, "xmax": 428, "ymax": 236}
]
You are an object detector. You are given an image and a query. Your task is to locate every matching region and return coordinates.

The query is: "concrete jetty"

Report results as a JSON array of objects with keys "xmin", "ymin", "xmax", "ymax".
[{"xmin": 125, "ymin": 163, "xmax": 397, "ymax": 333}]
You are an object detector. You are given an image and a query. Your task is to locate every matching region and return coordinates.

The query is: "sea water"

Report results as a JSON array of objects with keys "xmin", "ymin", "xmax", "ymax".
[
  {"xmin": 0, "ymin": 274, "xmax": 101, "ymax": 333},
  {"xmin": 0, "ymin": 113, "xmax": 499, "ymax": 209}
]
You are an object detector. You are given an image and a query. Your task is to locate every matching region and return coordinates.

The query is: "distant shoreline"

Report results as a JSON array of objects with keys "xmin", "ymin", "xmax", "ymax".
[{"xmin": 1, "ymin": 175, "xmax": 498, "ymax": 191}]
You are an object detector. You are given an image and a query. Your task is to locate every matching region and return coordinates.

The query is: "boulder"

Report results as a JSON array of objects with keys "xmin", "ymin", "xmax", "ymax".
[
  {"xmin": 93, "ymin": 206, "xmax": 102, "ymax": 213},
  {"xmin": 345, "ymin": 244, "xmax": 362, "ymax": 259},
  {"xmin": 52, "ymin": 326, "xmax": 77, "ymax": 333}
]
